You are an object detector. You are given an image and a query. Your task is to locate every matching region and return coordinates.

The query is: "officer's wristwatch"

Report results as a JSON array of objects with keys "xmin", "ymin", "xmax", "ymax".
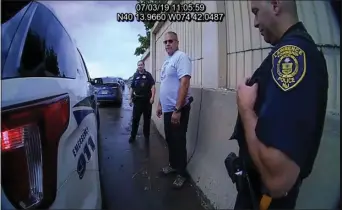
[{"xmin": 173, "ymin": 107, "xmax": 181, "ymax": 113}]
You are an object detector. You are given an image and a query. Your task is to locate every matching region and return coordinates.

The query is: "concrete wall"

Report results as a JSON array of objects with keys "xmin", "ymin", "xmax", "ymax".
[{"xmin": 148, "ymin": 0, "xmax": 340, "ymax": 209}]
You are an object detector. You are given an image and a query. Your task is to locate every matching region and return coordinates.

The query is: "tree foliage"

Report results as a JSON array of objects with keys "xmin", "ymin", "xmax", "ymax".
[{"xmin": 134, "ymin": 0, "xmax": 168, "ymax": 56}]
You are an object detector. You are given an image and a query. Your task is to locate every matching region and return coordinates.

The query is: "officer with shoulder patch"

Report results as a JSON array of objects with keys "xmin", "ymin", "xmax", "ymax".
[
  {"xmin": 231, "ymin": 0, "xmax": 328, "ymax": 209},
  {"xmin": 129, "ymin": 60, "xmax": 155, "ymax": 143}
]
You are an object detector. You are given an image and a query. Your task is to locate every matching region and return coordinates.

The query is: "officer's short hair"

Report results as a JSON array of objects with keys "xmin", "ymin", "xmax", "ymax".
[
  {"xmin": 165, "ymin": 31, "xmax": 178, "ymax": 40},
  {"xmin": 137, "ymin": 60, "xmax": 144, "ymax": 65},
  {"xmin": 278, "ymin": 0, "xmax": 298, "ymax": 19}
]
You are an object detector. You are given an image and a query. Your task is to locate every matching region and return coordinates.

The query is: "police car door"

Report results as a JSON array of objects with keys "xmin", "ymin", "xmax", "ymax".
[
  {"xmin": 75, "ymin": 49, "xmax": 99, "ymax": 175},
  {"xmin": 2, "ymin": 2, "xmax": 99, "ymax": 209},
  {"xmin": 61, "ymin": 48, "xmax": 100, "ymax": 209}
]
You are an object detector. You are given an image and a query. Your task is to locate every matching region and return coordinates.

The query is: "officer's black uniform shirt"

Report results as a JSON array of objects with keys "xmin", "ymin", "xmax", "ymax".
[
  {"xmin": 131, "ymin": 70, "xmax": 155, "ymax": 98},
  {"xmin": 233, "ymin": 22, "xmax": 328, "ymax": 180}
]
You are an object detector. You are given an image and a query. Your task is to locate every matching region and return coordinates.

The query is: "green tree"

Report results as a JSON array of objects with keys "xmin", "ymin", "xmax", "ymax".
[{"xmin": 134, "ymin": 0, "xmax": 168, "ymax": 56}]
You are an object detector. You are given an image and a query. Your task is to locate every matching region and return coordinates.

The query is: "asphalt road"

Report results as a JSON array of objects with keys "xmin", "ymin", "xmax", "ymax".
[{"xmin": 98, "ymin": 86, "xmax": 207, "ymax": 210}]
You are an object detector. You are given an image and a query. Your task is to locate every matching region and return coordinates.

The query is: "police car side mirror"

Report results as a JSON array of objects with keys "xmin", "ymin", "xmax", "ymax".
[{"xmin": 89, "ymin": 79, "xmax": 95, "ymax": 85}]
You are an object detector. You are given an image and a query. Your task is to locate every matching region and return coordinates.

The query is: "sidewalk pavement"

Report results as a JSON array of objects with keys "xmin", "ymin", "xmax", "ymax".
[{"xmin": 98, "ymin": 104, "xmax": 210, "ymax": 210}]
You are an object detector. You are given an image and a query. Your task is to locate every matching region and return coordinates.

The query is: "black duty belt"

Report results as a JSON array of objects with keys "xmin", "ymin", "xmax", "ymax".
[
  {"xmin": 133, "ymin": 92, "xmax": 149, "ymax": 99},
  {"xmin": 133, "ymin": 92, "xmax": 144, "ymax": 97}
]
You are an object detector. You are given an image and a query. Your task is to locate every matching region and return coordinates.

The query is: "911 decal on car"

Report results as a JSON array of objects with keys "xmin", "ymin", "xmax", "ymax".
[{"xmin": 73, "ymin": 127, "xmax": 97, "ymax": 179}]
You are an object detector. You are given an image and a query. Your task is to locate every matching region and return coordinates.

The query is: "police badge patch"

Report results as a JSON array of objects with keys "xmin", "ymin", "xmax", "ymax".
[{"xmin": 271, "ymin": 45, "xmax": 306, "ymax": 91}]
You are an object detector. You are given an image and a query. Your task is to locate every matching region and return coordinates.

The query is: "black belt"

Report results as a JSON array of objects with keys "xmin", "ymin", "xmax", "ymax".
[{"xmin": 133, "ymin": 93, "xmax": 148, "ymax": 98}]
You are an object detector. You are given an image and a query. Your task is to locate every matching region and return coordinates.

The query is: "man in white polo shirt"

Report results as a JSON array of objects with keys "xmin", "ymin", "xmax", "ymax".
[{"xmin": 156, "ymin": 31, "xmax": 192, "ymax": 189}]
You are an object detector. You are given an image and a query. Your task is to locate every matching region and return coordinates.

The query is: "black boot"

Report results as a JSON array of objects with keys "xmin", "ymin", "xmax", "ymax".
[
  {"xmin": 129, "ymin": 136, "xmax": 135, "ymax": 143},
  {"xmin": 144, "ymin": 135, "xmax": 149, "ymax": 142}
]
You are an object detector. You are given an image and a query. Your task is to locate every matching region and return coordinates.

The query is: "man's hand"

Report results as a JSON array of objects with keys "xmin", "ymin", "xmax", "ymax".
[
  {"xmin": 171, "ymin": 112, "xmax": 181, "ymax": 125},
  {"xmin": 237, "ymin": 78, "xmax": 258, "ymax": 112},
  {"xmin": 150, "ymin": 97, "xmax": 154, "ymax": 104},
  {"xmin": 156, "ymin": 104, "xmax": 162, "ymax": 118},
  {"xmin": 129, "ymin": 99, "xmax": 133, "ymax": 107}
]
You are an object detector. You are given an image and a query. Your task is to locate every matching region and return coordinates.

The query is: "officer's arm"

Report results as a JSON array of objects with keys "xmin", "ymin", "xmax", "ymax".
[
  {"xmin": 151, "ymin": 85, "xmax": 156, "ymax": 100},
  {"xmin": 130, "ymin": 74, "xmax": 136, "ymax": 100},
  {"xmin": 175, "ymin": 54, "xmax": 192, "ymax": 109},
  {"xmin": 129, "ymin": 88, "xmax": 133, "ymax": 100},
  {"xmin": 241, "ymin": 43, "xmax": 319, "ymax": 198},
  {"xmin": 130, "ymin": 73, "xmax": 136, "ymax": 89}
]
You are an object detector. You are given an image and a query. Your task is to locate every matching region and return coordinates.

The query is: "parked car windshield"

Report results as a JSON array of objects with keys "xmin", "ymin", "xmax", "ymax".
[
  {"xmin": 93, "ymin": 77, "xmax": 120, "ymax": 88},
  {"xmin": 102, "ymin": 77, "xmax": 118, "ymax": 84}
]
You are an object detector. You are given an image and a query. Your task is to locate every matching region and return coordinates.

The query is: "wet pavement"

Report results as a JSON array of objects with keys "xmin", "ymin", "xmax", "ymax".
[{"xmin": 98, "ymin": 87, "xmax": 207, "ymax": 210}]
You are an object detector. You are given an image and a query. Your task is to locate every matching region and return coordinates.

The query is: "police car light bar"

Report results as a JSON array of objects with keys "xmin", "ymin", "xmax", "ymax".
[{"xmin": 1, "ymin": 94, "xmax": 70, "ymax": 209}]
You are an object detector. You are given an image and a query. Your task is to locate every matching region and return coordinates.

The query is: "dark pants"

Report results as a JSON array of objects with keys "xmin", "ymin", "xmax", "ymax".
[
  {"xmin": 131, "ymin": 98, "xmax": 152, "ymax": 139},
  {"xmin": 234, "ymin": 169, "xmax": 301, "ymax": 210},
  {"xmin": 163, "ymin": 105, "xmax": 190, "ymax": 177}
]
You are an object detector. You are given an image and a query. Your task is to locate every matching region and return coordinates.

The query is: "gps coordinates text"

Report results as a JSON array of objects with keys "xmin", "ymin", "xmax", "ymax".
[{"xmin": 117, "ymin": 12, "xmax": 225, "ymax": 22}]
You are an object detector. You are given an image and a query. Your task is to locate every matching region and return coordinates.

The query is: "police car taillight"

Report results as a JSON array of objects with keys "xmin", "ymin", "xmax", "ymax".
[{"xmin": 1, "ymin": 94, "xmax": 70, "ymax": 209}]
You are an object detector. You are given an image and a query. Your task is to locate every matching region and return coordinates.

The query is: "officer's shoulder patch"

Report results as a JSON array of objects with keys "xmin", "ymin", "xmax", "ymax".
[{"xmin": 271, "ymin": 44, "xmax": 307, "ymax": 91}]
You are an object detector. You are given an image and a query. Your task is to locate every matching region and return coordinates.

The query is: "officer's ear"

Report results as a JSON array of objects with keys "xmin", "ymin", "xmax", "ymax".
[{"xmin": 269, "ymin": 0, "xmax": 281, "ymax": 15}]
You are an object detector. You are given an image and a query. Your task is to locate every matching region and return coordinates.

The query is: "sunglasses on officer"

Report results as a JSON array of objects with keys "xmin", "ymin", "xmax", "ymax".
[{"xmin": 163, "ymin": 39, "xmax": 177, "ymax": 44}]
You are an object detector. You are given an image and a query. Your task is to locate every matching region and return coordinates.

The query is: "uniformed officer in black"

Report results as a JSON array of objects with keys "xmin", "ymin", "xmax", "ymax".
[
  {"xmin": 231, "ymin": 0, "xmax": 328, "ymax": 209},
  {"xmin": 129, "ymin": 60, "xmax": 155, "ymax": 143}
]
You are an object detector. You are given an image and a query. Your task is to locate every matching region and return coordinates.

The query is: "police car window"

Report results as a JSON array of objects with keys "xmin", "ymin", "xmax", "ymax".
[
  {"xmin": 1, "ymin": 3, "xmax": 29, "ymax": 71},
  {"xmin": 18, "ymin": 4, "xmax": 77, "ymax": 79}
]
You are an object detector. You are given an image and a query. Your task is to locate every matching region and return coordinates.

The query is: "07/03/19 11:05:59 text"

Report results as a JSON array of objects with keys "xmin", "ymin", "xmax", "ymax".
[
  {"xmin": 135, "ymin": 3, "xmax": 207, "ymax": 13},
  {"xmin": 117, "ymin": 12, "xmax": 225, "ymax": 22}
]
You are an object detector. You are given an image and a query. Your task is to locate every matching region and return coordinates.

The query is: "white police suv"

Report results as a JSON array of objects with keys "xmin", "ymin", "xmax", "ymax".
[{"xmin": 1, "ymin": 1, "xmax": 102, "ymax": 209}]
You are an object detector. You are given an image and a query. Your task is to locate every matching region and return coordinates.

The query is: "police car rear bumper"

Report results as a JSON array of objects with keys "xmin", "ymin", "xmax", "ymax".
[{"xmin": 96, "ymin": 95, "xmax": 121, "ymax": 102}]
